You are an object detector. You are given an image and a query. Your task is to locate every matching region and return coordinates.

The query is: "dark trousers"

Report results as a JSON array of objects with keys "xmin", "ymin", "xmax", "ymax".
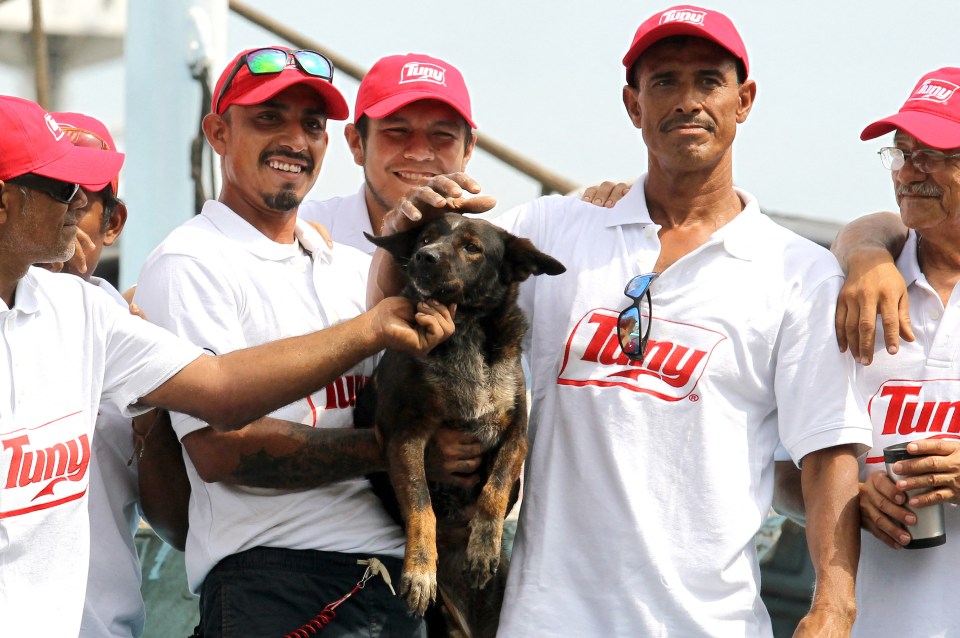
[{"xmin": 198, "ymin": 547, "xmax": 425, "ymax": 638}]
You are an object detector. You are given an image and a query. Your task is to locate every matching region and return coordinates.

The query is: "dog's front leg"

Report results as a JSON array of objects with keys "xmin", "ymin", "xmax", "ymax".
[
  {"xmin": 466, "ymin": 410, "xmax": 528, "ymax": 589},
  {"xmin": 386, "ymin": 433, "xmax": 438, "ymax": 615}
]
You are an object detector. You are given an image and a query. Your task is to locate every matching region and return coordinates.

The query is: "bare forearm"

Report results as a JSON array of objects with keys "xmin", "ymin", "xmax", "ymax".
[
  {"xmin": 801, "ymin": 445, "xmax": 860, "ymax": 620},
  {"xmin": 143, "ymin": 311, "xmax": 382, "ymax": 429},
  {"xmin": 186, "ymin": 417, "xmax": 385, "ymax": 489},
  {"xmin": 137, "ymin": 410, "xmax": 190, "ymax": 550},
  {"xmin": 367, "ymin": 247, "xmax": 404, "ymax": 308},
  {"xmin": 772, "ymin": 460, "xmax": 806, "ymax": 526},
  {"xmin": 831, "ymin": 211, "xmax": 907, "ymax": 274}
]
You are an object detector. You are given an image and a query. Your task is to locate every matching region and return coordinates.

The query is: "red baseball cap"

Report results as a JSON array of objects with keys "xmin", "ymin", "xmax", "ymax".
[
  {"xmin": 52, "ymin": 111, "xmax": 121, "ymax": 194},
  {"xmin": 354, "ymin": 53, "xmax": 476, "ymax": 128},
  {"xmin": 860, "ymin": 68, "xmax": 960, "ymax": 149},
  {"xmin": 622, "ymin": 5, "xmax": 749, "ymax": 83},
  {"xmin": 212, "ymin": 46, "xmax": 349, "ymax": 120},
  {"xmin": 0, "ymin": 96, "xmax": 124, "ymax": 190}
]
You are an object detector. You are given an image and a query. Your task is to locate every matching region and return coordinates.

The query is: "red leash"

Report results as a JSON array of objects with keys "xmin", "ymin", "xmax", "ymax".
[{"xmin": 284, "ymin": 558, "xmax": 397, "ymax": 638}]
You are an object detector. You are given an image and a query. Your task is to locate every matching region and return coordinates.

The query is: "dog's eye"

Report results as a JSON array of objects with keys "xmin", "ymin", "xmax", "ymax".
[{"xmin": 463, "ymin": 243, "xmax": 482, "ymax": 254}]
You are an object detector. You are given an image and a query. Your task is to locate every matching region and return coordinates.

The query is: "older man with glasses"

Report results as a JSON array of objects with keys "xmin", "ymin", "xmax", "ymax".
[
  {"xmin": 370, "ymin": 5, "xmax": 873, "ymax": 637},
  {"xmin": 809, "ymin": 66, "xmax": 960, "ymax": 637}
]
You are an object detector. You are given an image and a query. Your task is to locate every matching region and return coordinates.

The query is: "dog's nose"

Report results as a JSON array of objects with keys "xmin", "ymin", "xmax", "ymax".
[{"xmin": 415, "ymin": 248, "xmax": 440, "ymax": 265}]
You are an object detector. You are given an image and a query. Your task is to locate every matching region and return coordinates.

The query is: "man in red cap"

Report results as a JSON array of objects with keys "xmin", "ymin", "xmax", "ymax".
[
  {"xmin": 0, "ymin": 93, "xmax": 452, "ymax": 636},
  {"xmin": 370, "ymin": 5, "xmax": 871, "ymax": 636},
  {"xmin": 300, "ymin": 53, "xmax": 477, "ymax": 255},
  {"xmin": 804, "ymin": 67, "xmax": 960, "ymax": 636},
  {"xmin": 132, "ymin": 46, "xmax": 462, "ymax": 637}
]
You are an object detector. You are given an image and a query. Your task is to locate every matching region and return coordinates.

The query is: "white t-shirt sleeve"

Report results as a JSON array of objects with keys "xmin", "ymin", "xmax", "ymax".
[
  {"xmin": 775, "ymin": 272, "xmax": 872, "ymax": 464},
  {"xmin": 135, "ymin": 252, "xmax": 247, "ymax": 437}
]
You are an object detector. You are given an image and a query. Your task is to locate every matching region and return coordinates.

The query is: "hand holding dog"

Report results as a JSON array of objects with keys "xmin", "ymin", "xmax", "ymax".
[
  {"xmin": 381, "ymin": 173, "xmax": 497, "ymax": 237},
  {"xmin": 426, "ymin": 429, "xmax": 483, "ymax": 489},
  {"xmin": 368, "ymin": 297, "xmax": 456, "ymax": 357}
]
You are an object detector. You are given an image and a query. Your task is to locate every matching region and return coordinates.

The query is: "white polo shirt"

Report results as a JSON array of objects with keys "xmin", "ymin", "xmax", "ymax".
[
  {"xmin": 300, "ymin": 186, "xmax": 376, "ymax": 254},
  {"xmin": 81, "ymin": 277, "xmax": 147, "ymax": 638},
  {"xmin": 0, "ymin": 267, "xmax": 202, "ymax": 637},
  {"xmin": 853, "ymin": 230, "xmax": 960, "ymax": 638},
  {"xmin": 492, "ymin": 178, "xmax": 872, "ymax": 637},
  {"xmin": 135, "ymin": 201, "xmax": 405, "ymax": 593}
]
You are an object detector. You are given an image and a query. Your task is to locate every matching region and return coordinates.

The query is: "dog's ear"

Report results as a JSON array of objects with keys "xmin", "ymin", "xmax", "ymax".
[
  {"xmin": 363, "ymin": 228, "xmax": 423, "ymax": 265},
  {"xmin": 501, "ymin": 234, "xmax": 566, "ymax": 283}
]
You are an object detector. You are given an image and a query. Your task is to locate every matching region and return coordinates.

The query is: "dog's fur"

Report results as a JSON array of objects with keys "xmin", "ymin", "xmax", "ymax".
[{"xmin": 354, "ymin": 214, "xmax": 564, "ymax": 636}]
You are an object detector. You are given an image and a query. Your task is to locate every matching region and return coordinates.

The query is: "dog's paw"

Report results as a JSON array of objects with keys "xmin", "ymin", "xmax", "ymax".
[
  {"xmin": 399, "ymin": 568, "xmax": 437, "ymax": 616},
  {"xmin": 466, "ymin": 518, "xmax": 502, "ymax": 589}
]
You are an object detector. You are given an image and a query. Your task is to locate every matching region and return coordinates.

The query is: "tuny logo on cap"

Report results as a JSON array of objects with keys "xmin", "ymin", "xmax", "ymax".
[
  {"xmin": 399, "ymin": 62, "xmax": 446, "ymax": 86},
  {"xmin": 659, "ymin": 8, "xmax": 706, "ymax": 26},
  {"xmin": 909, "ymin": 78, "xmax": 959, "ymax": 104},
  {"xmin": 44, "ymin": 113, "xmax": 64, "ymax": 141}
]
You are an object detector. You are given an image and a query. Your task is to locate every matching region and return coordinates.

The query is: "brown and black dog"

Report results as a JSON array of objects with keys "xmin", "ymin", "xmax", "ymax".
[{"xmin": 354, "ymin": 213, "xmax": 564, "ymax": 637}]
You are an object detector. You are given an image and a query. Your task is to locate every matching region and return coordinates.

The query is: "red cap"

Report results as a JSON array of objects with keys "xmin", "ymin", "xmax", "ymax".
[
  {"xmin": 52, "ymin": 111, "xmax": 121, "ymax": 194},
  {"xmin": 860, "ymin": 68, "xmax": 960, "ymax": 149},
  {"xmin": 213, "ymin": 46, "xmax": 349, "ymax": 120},
  {"xmin": 622, "ymin": 5, "xmax": 749, "ymax": 82},
  {"xmin": 355, "ymin": 53, "xmax": 476, "ymax": 128},
  {"xmin": 0, "ymin": 96, "xmax": 124, "ymax": 190}
]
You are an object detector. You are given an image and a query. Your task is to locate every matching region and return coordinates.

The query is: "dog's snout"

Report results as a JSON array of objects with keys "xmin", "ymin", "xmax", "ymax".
[{"xmin": 415, "ymin": 247, "xmax": 441, "ymax": 265}]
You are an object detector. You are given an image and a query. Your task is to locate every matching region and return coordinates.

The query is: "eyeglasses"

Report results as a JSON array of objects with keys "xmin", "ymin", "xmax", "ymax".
[
  {"xmin": 617, "ymin": 272, "xmax": 659, "ymax": 361},
  {"xmin": 878, "ymin": 147, "xmax": 960, "ymax": 174},
  {"xmin": 6, "ymin": 174, "xmax": 81, "ymax": 204},
  {"xmin": 213, "ymin": 48, "xmax": 335, "ymax": 114},
  {"xmin": 59, "ymin": 125, "xmax": 111, "ymax": 151}
]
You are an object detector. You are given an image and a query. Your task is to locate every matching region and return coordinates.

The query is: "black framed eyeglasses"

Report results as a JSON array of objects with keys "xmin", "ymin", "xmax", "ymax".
[
  {"xmin": 6, "ymin": 174, "xmax": 81, "ymax": 204},
  {"xmin": 214, "ymin": 48, "xmax": 335, "ymax": 114},
  {"xmin": 617, "ymin": 272, "xmax": 659, "ymax": 361},
  {"xmin": 878, "ymin": 146, "xmax": 960, "ymax": 174}
]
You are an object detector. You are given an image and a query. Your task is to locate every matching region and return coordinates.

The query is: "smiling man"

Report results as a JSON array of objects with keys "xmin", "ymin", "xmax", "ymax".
[
  {"xmin": 133, "ymin": 47, "xmax": 438, "ymax": 637},
  {"xmin": 299, "ymin": 53, "xmax": 476, "ymax": 253}
]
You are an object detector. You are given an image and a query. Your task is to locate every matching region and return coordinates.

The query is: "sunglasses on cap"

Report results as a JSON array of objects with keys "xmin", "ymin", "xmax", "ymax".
[
  {"xmin": 617, "ymin": 272, "xmax": 659, "ymax": 361},
  {"xmin": 6, "ymin": 173, "xmax": 81, "ymax": 204},
  {"xmin": 213, "ymin": 48, "xmax": 335, "ymax": 114},
  {"xmin": 59, "ymin": 125, "xmax": 111, "ymax": 151}
]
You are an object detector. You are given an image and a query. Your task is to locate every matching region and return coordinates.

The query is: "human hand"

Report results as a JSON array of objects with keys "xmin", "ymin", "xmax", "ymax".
[
  {"xmin": 793, "ymin": 605, "xmax": 855, "ymax": 638},
  {"xmin": 425, "ymin": 428, "xmax": 483, "ymax": 489},
  {"xmin": 305, "ymin": 220, "xmax": 334, "ymax": 248},
  {"xmin": 835, "ymin": 250, "xmax": 914, "ymax": 365},
  {"xmin": 889, "ymin": 438, "xmax": 960, "ymax": 507},
  {"xmin": 381, "ymin": 173, "xmax": 496, "ymax": 237},
  {"xmin": 859, "ymin": 472, "xmax": 914, "ymax": 548},
  {"xmin": 64, "ymin": 226, "xmax": 95, "ymax": 275},
  {"xmin": 370, "ymin": 297, "xmax": 456, "ymax": 356},
  {"xmin": 580, "ymin": 181, "xmax": 631, "ymax": 208}
]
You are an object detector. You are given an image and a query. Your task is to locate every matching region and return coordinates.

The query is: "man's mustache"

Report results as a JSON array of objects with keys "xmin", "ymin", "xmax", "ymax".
[
  {"xmin": 660, "ymin": 115, "xmax": 715, "ymax": 134},
  {"xmin": 897, "ymin": 183, "xmax": 942, "ymax": 198},
  {"xmin": 260, "ymin": 149, "xmax": 313, "ymax": 172}
]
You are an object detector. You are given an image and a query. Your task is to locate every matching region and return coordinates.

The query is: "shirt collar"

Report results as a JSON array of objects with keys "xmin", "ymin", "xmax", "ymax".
[
  {"xmin": 2, "ymin": 267, "xmax": 44, "ymax": 315},
  {"xmin": 200, "ymin": 200, "xmax": 332, "ymax": 264},
  {"xmin": 896, "ymin": 229, "xmax": 922, "ymax": 288},
  {"xmin": 606, "ymin": 173, "xmax": 762, "ymax": 261}
]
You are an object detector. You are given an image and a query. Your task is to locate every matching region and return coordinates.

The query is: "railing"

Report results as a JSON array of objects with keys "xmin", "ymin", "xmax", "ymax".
[{"xmin": 228, "ymin": 0, "xmax": 579, "ymax": 196}]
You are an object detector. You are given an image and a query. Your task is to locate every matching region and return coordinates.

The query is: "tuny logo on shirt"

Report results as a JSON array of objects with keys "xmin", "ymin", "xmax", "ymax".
[
  {"xmin": 1, "ymin": 411, "xmax": 91, "ymax": 518},
  {"xmin": 870, "ymin": 381, "xmax": 960, "ymax": 436},
  {"xmin": 909, "ymin": 79, "xmax": 958, "ymax": 104},
  {"xmin": 659, "ymin": 8, "xmax": 706, "ymax": 26},
  {"xmin": 399, "ymin": 62, "xmax": 446, "ymax": 86},
  {"xmin": 557, "ymin": 308, "xmax": 725, "ymax": 400}
]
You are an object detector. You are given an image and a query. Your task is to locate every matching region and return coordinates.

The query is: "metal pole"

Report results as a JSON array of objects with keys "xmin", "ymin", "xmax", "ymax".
[
  {"xmin": 120, "ymin": 0, "xmax": 228, "ymax": 289},
  {"xmin": 228, "ymin": 0, "xmax": 578, "ymax": 195},
  {"xmin": 29, "ymin": 0, "xmax": 50, "ymax": 108}
]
